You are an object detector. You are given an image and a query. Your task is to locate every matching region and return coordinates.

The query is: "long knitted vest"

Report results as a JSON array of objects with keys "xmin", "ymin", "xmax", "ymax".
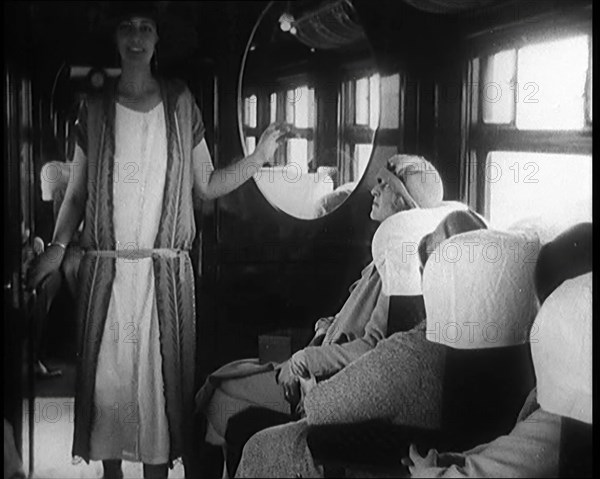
[{"xmin": 72, "ymin": 78, "xmax": 198, "ymax": 465}]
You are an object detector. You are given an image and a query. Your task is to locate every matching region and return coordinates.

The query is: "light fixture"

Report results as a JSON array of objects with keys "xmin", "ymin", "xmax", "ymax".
[
  {"xmin": 279, "ymin": 0, "xmax": 366, "ymax": 50},
  {"xmin": 279, "ymin": 13, "xmax": 294, "ymax": 32}
]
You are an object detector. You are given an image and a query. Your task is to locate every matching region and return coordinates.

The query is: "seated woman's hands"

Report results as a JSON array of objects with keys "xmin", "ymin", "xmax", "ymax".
[
  {"xmin": 252, "ymin": 123, "xmax": 295, "ymax": 166},
  {"xmin": 400, "ymin": 444, "xmax": 438, "ymax": 476},
  {"xmin": 275, "ymin": 355, "xmax": 317, "ymax": 418},
  {"xmin": 275, "ymin": 359, "xmax": 301, "ymax": 408},
  {"xmin": 402, "ymin": 444, "xmax": 466, "ymax": 476},
  {"xmin": 26, "ymin": 244, "xmax": 65, "ymax": 291}
]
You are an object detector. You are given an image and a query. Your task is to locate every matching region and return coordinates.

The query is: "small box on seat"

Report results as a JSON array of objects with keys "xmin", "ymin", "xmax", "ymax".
[
  {"xmin": 258, "ymin": 329, "xmax": 311, "ymax": 364},
  {"xmin": 258, "ymin": 335, "xmax": 292, "ymax": 364}
]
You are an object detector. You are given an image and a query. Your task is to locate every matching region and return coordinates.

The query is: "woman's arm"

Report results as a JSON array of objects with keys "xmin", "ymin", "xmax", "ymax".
[
  {"xmin": 407, "ymin": 409, "xmax": 561, "ymax": 478},
  {"xmin": 192, "ymin": 123, "xmax": 289, "ymax": 200},
  {"xmin": 27, "ymin": 145, "xmax": 87, "ymax": 289},
  {"xmin": 52, "ymin": 144, "xmax": 88, "ymax": 245}
]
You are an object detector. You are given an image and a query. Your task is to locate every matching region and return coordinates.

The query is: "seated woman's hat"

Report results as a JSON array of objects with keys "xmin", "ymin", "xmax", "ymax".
[{"xmin": 376, "ymin": 154, "xmax": 444, "ymax": 209}]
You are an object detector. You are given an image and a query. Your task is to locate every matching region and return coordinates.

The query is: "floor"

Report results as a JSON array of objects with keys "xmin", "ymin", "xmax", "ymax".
[{"xmin": 21, "ymin": 359, "xmax": 185, "ymax": 479}]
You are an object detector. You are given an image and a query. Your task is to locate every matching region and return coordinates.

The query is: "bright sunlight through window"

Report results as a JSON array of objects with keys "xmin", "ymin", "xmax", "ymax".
[
  {"xmin": 486, "ymin": 151, "xmax": 592, "ymax": 233},
  {"xmin": 516, "ymin": 35, "xmax": 589, "ymax": 130}
]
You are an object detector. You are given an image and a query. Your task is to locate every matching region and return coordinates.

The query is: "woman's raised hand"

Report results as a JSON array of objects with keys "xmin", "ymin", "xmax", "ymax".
[
  {"xmin": 252, "ymin": 123, "xmax": 294, "ymax": 166},
  {"xmin": 26, "ymin": 245, "xmax": 65, "ymax": 291}
]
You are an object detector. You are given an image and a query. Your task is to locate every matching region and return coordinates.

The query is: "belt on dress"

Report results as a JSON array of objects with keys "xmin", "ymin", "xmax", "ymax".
[{"xmin": 84, "ymin": 248, "xmax": 189, "ymax": 260}]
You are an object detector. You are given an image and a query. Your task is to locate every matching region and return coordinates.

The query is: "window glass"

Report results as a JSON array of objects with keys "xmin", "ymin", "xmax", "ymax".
[
  {"xmin": 516, "ymin": 35, "xmax": 588, "ymax": 130},
  {"xmin": 588, "ymin": 50, "xmax": 592, "ymax": 122},
  {"xmin": 307, "ymin": 88, "xmax": 315, "ymax": 129},
  {"xmin": 244, "ymin": 95, "xmax": 257, "ymax": 128},
  {"xmin": 355, "ymin": 77, "xmax": 369, "ymax": 125},
  {"xmin": 245, "ymin": 136, "xmax": 256, "ymax": 154},
  {"xmin": 295, "ymin": 86, "xmax": 309, "ymax": 128},
  {"xmin": 369, "ymin": 74, "xmax": 380, "ymax": 130},
  {"xmin": 354, "ymin": 144, "xmax": 373, "ymax": 179},
  {"xmin": 270, "ymin": 93, "xmax": 277, "ymax": 123},
  {"xmin": 486, "ymin": 151, "xmax": 592, "ymax": 231},
  {"xmin": 286, "ymin": 89, "xmax": 295, "ymax": 123},
  {"xmin": 482, "ymin": 49, "xmax": 516, "ymax": 124},
  {"xmin": 380, "ymin": 74, "xmax": 400, "ymax": 129},
  {"xmin": 287, "ymin": 138, "xmax": 308, "ymax": 172}
]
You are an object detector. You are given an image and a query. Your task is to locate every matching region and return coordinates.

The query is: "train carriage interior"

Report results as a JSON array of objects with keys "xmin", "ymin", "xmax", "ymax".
[{"xmin": 4, "ymin": 1, "xmax": 593, "ymax": 478}]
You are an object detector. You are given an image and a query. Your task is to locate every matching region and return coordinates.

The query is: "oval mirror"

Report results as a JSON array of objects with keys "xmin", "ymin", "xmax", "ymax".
[{"xmin": 238, "ymin": 0, "xmax": 380, "ymax": 219}]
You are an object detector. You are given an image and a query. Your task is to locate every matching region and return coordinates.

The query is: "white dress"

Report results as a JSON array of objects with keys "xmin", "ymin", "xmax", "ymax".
[{"xmin": 89, "ymin": 102, "xmax": 170, "ymax": 464}]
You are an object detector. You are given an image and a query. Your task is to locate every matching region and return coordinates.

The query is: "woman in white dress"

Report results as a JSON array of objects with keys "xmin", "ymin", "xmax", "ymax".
[{"xmin": 27, "ymin": 3, "xmax": 289, "ymax": 478}]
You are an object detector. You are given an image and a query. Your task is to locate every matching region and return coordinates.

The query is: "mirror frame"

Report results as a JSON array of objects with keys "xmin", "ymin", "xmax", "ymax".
[{"xmin": 236, "ymin": 0, "xmax": 381, "ymax": 220}]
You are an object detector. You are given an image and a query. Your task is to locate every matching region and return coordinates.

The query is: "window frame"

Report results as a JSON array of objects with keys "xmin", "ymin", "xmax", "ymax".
[
  {"xmin": 338, "ymin": 67, "xmax": 404, "ymax": 184},
  {"xmin": 461, "ymin": 16, "xmax": 592, "ymax": 219},
  {"xmin": 242, "ymin": 73, "xmax": 315, "ymax": 167}
]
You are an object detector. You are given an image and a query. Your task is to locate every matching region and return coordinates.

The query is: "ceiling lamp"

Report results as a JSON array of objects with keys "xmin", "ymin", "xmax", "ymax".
[{"xmin": 282, "ymin": 0, "xmax": 367, "ymax": 50}]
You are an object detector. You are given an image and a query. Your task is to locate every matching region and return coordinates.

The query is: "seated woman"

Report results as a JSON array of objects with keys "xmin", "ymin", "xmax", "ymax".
[
  {"xmin": 195, "ymin": 155, "xmax": 465, "ymax": 468},
  {"xmin": 406, "ymin": 222, "xmax": 592, "ymax": 478},
  {"xmin": 224, "ymin": 208, "xmax": 487, "ymax": 477},
  {"xmin": 234, "ymin": 209, "xmax": 537, "ymax": 478}
]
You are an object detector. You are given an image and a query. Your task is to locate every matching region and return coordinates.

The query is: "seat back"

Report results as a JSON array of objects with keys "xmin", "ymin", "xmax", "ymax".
[
  {"xmin": 423, "ymin": 228, "xmax": 541, "ymax": 451},
  {"xmin": 440, "ymin": 344, "xmax": 534, "ymax": 451},
  {"xmin": 373, "ymin": 202, "xmax": 471, "ymax": 336},
  {"xmin": 559, "ymin": 417, "xmax": 593, "ymax": 477},
  {"xmin": 386, "ymin": 295, "xmax": 425, "ymax": 334}
]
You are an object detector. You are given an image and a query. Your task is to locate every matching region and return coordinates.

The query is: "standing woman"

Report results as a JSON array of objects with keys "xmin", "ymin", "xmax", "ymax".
[{"xmin": 27, "ymin": 3, "xmax": 288, "ymax": 478}]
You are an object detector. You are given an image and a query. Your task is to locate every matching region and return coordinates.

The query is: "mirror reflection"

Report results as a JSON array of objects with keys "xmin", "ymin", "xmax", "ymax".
[{"xmin": 239, "ymin": 0, "xmax": 380, "ymax": 219}]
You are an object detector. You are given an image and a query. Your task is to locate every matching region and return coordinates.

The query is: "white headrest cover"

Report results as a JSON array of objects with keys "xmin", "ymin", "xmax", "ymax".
[
  {"xmin": 423, "ymin": 229, "xmax": 540, "ymax": 349},
  {"xmin": 531, "ymin": 272, "xmax": 592, "ymax": 424},
  {"xmin": 372, "ymin": 201, "xmax": 468, "ymax": 296}
]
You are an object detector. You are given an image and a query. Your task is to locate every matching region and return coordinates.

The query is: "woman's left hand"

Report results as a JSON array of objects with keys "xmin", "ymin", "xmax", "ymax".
[
  {"xmin": 401, "ymin": 444, "xmax": 438, "ymax": 475},
  {"xmin": 252, "ymin": 123, "xmax": 294, "ymax": 166}
]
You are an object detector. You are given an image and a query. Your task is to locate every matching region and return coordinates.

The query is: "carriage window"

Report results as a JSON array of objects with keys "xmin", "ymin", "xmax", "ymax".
[
  {"xmin": 283, "ymin": 86, "xmax": 315, "ymax": 170},
  {"xmin": 354, "ymin": 74, "xmax": 380, "ymax": 130},
  {"xmin": 466, "ymin": 26, "xmax": 592, "ymax": 231},
  {"xmin": 354, "ymin": 144, "xmax": 373, "ymax": 179},
  {"xmin": 486, "ymin": 151, "xmax": 592, "ymax": 230},
  {"xmin": 482, "ymin": 49, "xmax": 516, "ymax": 124},
  {"xmin": 339, "ymin": 73, "xmax": 381, "ymax": 183},
  {"xmin": 380, "ymin": 73, "xmax": 400, "ymax": 129},
  {"xmin": 516, "ymin": 35, "xmax": 589, "ymax": 130},
  {"xmin": 287, "ymin": 138, "xmax": 309, "ymax": 172},
  {"xmin": 481, "ymin": 35, "xmax": 590, "ymax": 129},
  {"xmin": 286, "ymin": 86, "xmax": 314, "ymax": 129}
]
